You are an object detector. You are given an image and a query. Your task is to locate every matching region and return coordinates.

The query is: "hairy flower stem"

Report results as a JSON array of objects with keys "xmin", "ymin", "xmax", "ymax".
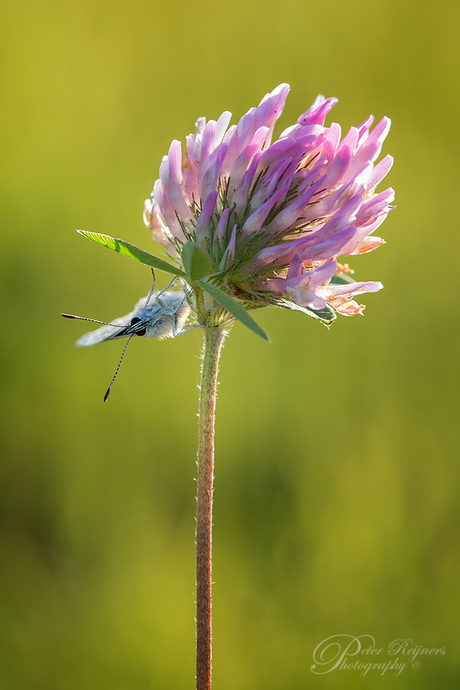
[{"xmin": 196, "ymin": 326, "xmax": 227, "ymax": 690}]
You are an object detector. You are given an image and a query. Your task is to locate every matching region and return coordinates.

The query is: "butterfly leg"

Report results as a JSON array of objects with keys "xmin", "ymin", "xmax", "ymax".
[
  {"xmin": 146, "ymin": 271, "xmax": 180, "ymax": 308},
  {"xmin": 173, "ymin": 323, "xmax": 203, "ymax": 337},
  {"xmin": 171, "ymin": 311, "xmax": 202, "ymax": 338},
  {"xmin": 169, "ymin": 291, "xmax": 202, "ymax": 338},
  {"xmin": 144, "ymin": 269, "xmax": 157, "ymax": 306},
  {"xmin": 155, "ymin": 275, "xmax": 180, "ymax": 303}
]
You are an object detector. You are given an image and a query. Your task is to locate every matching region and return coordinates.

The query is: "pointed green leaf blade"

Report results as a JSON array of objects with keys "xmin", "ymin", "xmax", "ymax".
[
  {"xmin": 276, "ymin": 297, "xmax": 337, "ymax": 325},
  {"xmin": 181, "ymin": 242, "xmax": 212, "ymax": 281},
  {"xmin": 197, "ymin": 280, "xmax": 269, "ymax": 341},
  {"xmin": 77, "ymin": 230, "xmax": 187, "ymax": 277},
  {"xmin": 329, "ymin": 273, "xmax": 356, "ymax": 286}
]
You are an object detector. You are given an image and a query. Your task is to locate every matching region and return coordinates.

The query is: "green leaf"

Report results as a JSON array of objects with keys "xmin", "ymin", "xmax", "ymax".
[
  {"xmin": 277, "ymin": 298, "xmax": 337, "ymax": 325},
  {"xmin": 197, "ymin": 280, "xmax": 270, "ymax": 341},
  {"xmin": 330, "ymin": 273, "xmax": 356, "ymax": 285},
  {"xmin": 304, "ymin": 305, "xmax": 337, "ymax": 323},
  {"xmin": 181, "ymin": 242, "xmax": 212, "ymax": 281},
  {"xmin": 77, "ymin": 230, "xmax": 187, "ymax": 277}
]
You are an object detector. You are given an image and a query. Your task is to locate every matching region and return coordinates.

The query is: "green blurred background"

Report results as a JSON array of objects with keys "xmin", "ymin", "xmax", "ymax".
[{"xmin": 1, "ymin": 0, "xmax": 459, "ymax": 687}]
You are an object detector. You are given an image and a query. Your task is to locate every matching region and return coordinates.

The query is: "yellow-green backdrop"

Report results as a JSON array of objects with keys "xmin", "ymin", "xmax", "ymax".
[{"xmin": 1, "ymin": 0, "xmax": 459, "ymax": 688}]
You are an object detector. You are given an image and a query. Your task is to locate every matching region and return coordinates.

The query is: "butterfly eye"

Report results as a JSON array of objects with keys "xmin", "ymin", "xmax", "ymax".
[{"xmin": 130, "ymin": 317, "xmax": 146, "ymax": 337}]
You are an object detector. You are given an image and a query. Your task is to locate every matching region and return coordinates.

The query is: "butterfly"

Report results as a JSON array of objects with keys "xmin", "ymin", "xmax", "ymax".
[{"xmin": 62, "ymin": 270, "xmax": 199, "ymax": 400}]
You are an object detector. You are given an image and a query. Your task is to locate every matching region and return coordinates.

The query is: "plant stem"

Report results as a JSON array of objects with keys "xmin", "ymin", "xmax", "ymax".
[{"xmin": 196, "ymin": 326, "xmax": 227, "ymax": 690}]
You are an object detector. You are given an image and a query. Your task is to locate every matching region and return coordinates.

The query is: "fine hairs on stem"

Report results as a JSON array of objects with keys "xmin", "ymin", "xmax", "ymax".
[{"xmin": 195, "ymin": 326, "xmax": 227, "ymax": 690}]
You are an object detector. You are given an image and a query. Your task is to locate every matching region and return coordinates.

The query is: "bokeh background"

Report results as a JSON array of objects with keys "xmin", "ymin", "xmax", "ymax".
[{"xmin": 1, "ymin": 0, "xmax": 459, "ymax": 688}]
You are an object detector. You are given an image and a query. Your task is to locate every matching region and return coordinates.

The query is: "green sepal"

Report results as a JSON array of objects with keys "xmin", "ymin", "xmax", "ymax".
[
  {"xmin": 77, "ymin": 230, "xmax": 187, "ymax": 277},
  {"xmin": 197, "ymin": 279, "xmax": 270, "ymax": 341},
  {"xmin": 181, "ymin": 242, "xmax": 212, "ymax": 281}
]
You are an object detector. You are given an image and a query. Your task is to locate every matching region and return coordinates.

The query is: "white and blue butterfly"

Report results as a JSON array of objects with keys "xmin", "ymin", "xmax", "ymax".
[{"xmin": 63, "ymin": 271, "xmax": 198, "ymax": 400}]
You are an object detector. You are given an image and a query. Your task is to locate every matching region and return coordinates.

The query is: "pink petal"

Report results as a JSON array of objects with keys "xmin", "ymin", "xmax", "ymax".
[
  {"xmin": 368, "ymin": 155, "xmax": 394, "ymax": 189},
  {"xmin": 294, "ymin": 259, "xmax": 337, "ymax": 290},
  {"xmin": 296, "ymin": 95, "xmax": 339, "ymax": 127},
  {"xmin": 195, "ymin": 190, "xmax": 218, "ymax": 251},
  {"xmin": 215, "ymin": 207, "xmax": 230, "ymax": 243},
  {"xmin": 198, "ymin": 143, "xmax": 228, "ymax": 204},
  {"xmin": 232, "ymin": 154, "xmax": 262, "ymax": 216},
  {"xmin": 227, "ymin": 126, "xmax": 270, "ymax": 199},
  {"xmin": 153, "ymin": 178, "xmax": 185, "ymax": 240},
  {"xmin": 317, "ymin": 280, "xmax": 383, "ymax": 299},
  {"xmin": 350, "ymin": 236, "xmax": 385, "ymax": 254},
  {"xmin": 160, "ymin": 140, "xmax": 193, "ymax": 224},
  {"xmin": 345, "ymin": 117, "xmax": 391, "ymax": 182},
  {"xmin": 200, "ymin": 119, "xmax": 217, "ymax": 161},
  {"xmin": 222, "ymin": 84, "xmax": 290, "ymax": 175},
  {"xmin": 143, "ymin": 197, "xmax": 177, "ymax": 254},
  {"xmin": 262, "ymin": 174, "xmax": 327, "ymax": 237},
  {"xmin": 257, "ymin": 137, "xmax": 300, "ymax": 169},
  {"xmin": 219, "ymin": 224, "xmax": 237, "ymax": 269},
  {"xmin": 317, "ymin": 280, "xmax": 383, "ymax": 316},
  {"xmin": 241, "ymin": 184, "xmax": 290, "ymax": 238},
  {"xmin": 215, "ymin": 111, "xmax": 232, "ymax": 146},
  {"xmin": 249, "ymin": 157, "xmax": 293, "ymax": 211}
]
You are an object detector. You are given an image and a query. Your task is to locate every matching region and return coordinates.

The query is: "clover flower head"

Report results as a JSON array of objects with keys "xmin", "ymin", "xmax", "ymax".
[
  {"xmin": 144, "ymin": 84, "xmax": 394, "ymax": 326},
  {"xmin": 70, "ymin": 89, "xmax": 396, "ymax": 683}
]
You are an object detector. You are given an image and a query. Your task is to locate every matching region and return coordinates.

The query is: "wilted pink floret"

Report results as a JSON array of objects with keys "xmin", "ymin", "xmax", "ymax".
[{"xmin": 144, "ymin": 84, "xmax": 394, "ymax": 318}]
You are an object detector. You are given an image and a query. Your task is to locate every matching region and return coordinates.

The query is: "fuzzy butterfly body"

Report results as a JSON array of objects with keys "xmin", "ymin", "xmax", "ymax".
[{"xmin": 75, "ymin": 291, "xmax": 191, "ymax": 347}]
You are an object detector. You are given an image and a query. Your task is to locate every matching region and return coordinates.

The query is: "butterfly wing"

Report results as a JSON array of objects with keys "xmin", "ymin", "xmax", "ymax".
[{"xmin": 75, "ymin": 309, "xmax": 136, "ymax": 347}]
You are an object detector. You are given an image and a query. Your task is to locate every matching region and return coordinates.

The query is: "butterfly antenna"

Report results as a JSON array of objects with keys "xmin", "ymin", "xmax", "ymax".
[
  {"xmin": 103, "ymin": 335, "xmax": 134, "ymax": 402},
  {"xmin": 61, "ymin": 313, "xmax": 121, "ymax": 327}
]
